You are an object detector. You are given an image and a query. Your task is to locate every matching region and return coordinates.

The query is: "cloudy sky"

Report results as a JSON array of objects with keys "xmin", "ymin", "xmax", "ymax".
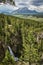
[
  {"xmin": 0, "ymin": 0, "xmax": 43, "ymax": 13},
  {"xmin": 15, "ymin": 0, "xmax": 43, "ymax": 6},
  {"xmin": 14, "ymin": 0, "xmax": 43, "ymax": 12}
]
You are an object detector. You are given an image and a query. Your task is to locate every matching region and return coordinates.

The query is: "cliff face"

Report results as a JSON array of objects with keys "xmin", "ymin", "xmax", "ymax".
[{"xmin": 0, "ymin": 0, "xmax": 15, "ymax": 5}]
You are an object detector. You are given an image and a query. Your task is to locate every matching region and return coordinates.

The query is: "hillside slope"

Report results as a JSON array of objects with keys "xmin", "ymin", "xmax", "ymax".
[{"xmin": 0, "ymin": 14, "xmax": 43, "ymax": 65}]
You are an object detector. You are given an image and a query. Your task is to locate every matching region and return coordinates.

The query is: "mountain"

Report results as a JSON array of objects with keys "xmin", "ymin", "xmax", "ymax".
[
  {"xmin": 12, "ymin": 7, "xmax": 38, "ymax": 15},
  {"xmin": 0, "ymin": 5, "xmax": 43, "ymax": 16}
]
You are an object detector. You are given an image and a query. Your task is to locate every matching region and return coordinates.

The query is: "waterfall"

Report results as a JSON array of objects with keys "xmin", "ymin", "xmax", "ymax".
[{"xmin": 8, "ymin": 46, "xmax": 19, "ymax": 61}]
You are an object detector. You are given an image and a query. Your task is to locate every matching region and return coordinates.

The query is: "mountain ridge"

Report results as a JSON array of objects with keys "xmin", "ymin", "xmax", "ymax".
[{"xmin": 12, "ymin": 7, "xmax": 39, "ymax": 15}]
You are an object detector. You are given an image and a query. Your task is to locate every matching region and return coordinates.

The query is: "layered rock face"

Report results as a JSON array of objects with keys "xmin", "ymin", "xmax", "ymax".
[{"xmin": 0, "ymin": 0, "xmax": 15, "ymax": 5}]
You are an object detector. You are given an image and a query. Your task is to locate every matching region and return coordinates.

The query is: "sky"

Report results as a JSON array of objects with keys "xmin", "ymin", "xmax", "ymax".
[
  {"xmin": 0, "ymin": 4, "xmax": 18, "ymax": 13},
  {"xmin": 0, "ymin": 0, "xmax": 43, "ymax": 13},
  {"xmin": 14, "ymin": 0, "xmax": 43, "ymax": 12},
  {"xmin": 15, "ymin": 0, "xmax": 43, "ymax": 6}
]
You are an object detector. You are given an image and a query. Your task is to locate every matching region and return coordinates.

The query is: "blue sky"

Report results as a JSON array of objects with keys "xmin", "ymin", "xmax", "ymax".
[{"xmin": 0, "ymin": 0, "xmax": 43, "ymax": 13}]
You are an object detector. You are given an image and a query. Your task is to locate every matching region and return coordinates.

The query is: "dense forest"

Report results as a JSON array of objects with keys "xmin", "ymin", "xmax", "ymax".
[{"xmin": 0, "ymin": 14, "xmax": 43, "ymax": 65}]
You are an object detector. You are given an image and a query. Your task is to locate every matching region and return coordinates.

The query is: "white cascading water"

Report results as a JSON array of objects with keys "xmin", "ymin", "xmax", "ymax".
[{"xmin": 8, "ymin": 46, "xmax": 19, "ymax": 61}]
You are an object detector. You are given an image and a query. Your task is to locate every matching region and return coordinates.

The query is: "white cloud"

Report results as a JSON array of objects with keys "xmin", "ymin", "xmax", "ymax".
[
  {"xmin": 0, "ymin": 0, "xmax": 43, "ymax": 13},
  {"xmin": 0, "ymin": 3, "xmax": 19, "ymax": 13},
  {"xmin": 14, "ymin": 0, "xmax": 43, "ymax": 12},
  {"xmin": 0, "ymin": 3, "xmax": 18, "ymax": 11},
  {"xmin": 15, "ymin": 0, "xmax": 31, "ymax": 6},
  {"xmin": 37, "ymin": 5, "xmax": 43, "ymax": 12},
  {"xmin": 28, "ymin": 5, "xmax": 43, "ymax": 12},
  {"xmin": 28, "ymin": 5, "xmax": 37, "ymax": 10},
  {"xmin": 15, "ymin": 0, "xmax": 43, "ymax": 6}
]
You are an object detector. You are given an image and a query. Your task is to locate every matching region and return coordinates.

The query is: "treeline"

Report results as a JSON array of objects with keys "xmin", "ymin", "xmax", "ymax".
[{"xmin": 0, "ymin": 14, "xmax": 43, "ymax": 65}]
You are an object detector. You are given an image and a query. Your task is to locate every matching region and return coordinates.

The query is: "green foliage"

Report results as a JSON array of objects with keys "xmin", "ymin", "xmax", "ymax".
[
  {"xmin": 0, "ymin": 14, "xmax": 43, "ymax": 65},
  {"xmin": 3, "ymin": 50, "xmax": 15, "ymax": 65}
]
